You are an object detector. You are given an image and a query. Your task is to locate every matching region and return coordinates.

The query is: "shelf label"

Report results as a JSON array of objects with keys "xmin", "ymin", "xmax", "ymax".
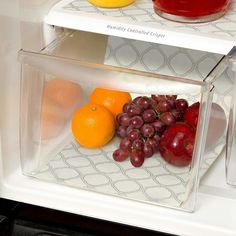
[{"xmin": 107, "ymin": 24, "xmax": 165, "ymax": 39}]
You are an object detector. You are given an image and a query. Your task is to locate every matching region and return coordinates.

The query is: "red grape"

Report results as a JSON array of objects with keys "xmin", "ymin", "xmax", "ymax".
[
  {"xmin": 113, "ymin": 148, "xmax": 130, "ymax": 162},
  {"xmin": 153, "ymin": 134, "xmax": 161, "ymax": 145},
  {"xmin": 175, "ymin": 99, "xmax": 189, "ymax": 112},
  {"xmin": 150, "ymin": 98, "xmax": 158, "ymax": 110},
  {"xmin": 127, "ymin": 129, "xmax": 141, "ymax": 141},
  {"xmin": 132, "ymin": 96, "xmax": 142, "ymax": 104},
  {"xmin": 146, "ymin": 138, "xmax": 159, "ymax": 153},
  {"xmin": 141, "ymin": 124, "xmax": 155, "ymax": 138},
  {"xmin": 151, "ymin": 120, "xmax": 166, "ymax": 134},
  {"xmin": 171, "ymin": 110, "xmax": 184, "ymax": 121},
  {"xmin": 156, "ymin": 100, "xmax": 172, "ymax": 113},
  {"xmin": 120, "ymin": 137, "xmax": 132, "ymax": 151},
  {"xmin": 127, "ymin": 104, "xmax": 142, "ymax": 117},
  {"xmin": 166, "ymin": 98, "xmax": 176, "ymax": 109},
  {"xmin": 137, "ymin": 96, "xmax": 151, "ymax": 109},
  {"xmin": 166, "ymin": 95, "xmax": 177, "ymax": 100},
  {"xmin": 160, "ymin": 112, "xmax": 176, "ymax": 126},
  {"xmin": 130, "ymin": 150, "xmax": 145, "ymax": 167},
  {"xmin": 116, "ymin": 126, "xmax": 127, "ymax": 138},
  {"xmin": 132, "ymin": 139, "xmax": 144, "ymax": 151},
  {"xmin": 151, "ymin": 95, "xmax": 166, "ymax": 102},
  {"xmin": 117, "ymin": 113, "xmax": 130, "ymax": 127},
  {"xmin": 116, "ymin": 113, "xmax": 123, "ymax": 124},
  {"xmin": 142, "ymin": 109, "xmax": 157, "ymax": 123},
  {"xmin": 130, "ymin": 116, "xmax": 144, "ymax": 129},
  {"xmin": 126, "ymin": 125, "xmax": 133, "ymax": 135},
  {"xmin": 123, "ymin": 102, "xmax": 132, "ymax": 113},
  {"xmin": 143, "ymin": 142, "xmax": 154, "ymax": 158}
]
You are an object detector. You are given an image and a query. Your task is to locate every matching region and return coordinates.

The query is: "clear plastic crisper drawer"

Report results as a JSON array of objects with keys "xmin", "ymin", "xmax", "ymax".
[
  {"xmin": 18, "ymin": 31, "xmax": 233, "ymax": 212},
  {"xmin": 226, "ymin": 48, "xmax": 236, "ymax": 186}
]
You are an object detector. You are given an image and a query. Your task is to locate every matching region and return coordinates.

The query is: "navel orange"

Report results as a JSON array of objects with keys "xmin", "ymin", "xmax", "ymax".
[
  {"xmin": 41, "ymin": 97, "xmax": 66, "ymax": 140},
  {"xmin": 41, "ymin": 78, "xmax": 84, "ymax": 140},
  {"xmin": 89, "ymin": 88, "xmax": 132, "ymax": 117},
  {"xmin": 71, "ymin": 103, "xmax": 116, "ymax": 148},
  {"xmin": 43, "ymin": 78, "xmax": 83, "ymax": 112}
]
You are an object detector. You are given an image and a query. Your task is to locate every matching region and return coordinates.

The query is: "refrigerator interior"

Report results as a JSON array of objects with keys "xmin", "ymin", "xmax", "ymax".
[
  {"xmin": 18, "ymin": 29, "xmax": 233, "ymax": 212},
  {"xmin": 1, "ymin": 1, "xmax": 236, "ymax": 235}
]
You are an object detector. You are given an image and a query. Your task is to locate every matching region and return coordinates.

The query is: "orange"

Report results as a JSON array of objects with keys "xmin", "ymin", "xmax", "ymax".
[
  {"xmin": 43, "ymin": 78, "xmax": 84, "ymax": 113},
  {"xmin": 41, "ymin": 97, "xmax": 66, "ymax": 140},
  {"xmin": 71, "ymin": 103, "xmax": 116, "ymax": 148},
  {"xmin": 88, "ymin": 0, "xmax": 134, "ymax": 8},
  {"xmin": 41, "ymin": 78, "xmax": 84, "ymax": 140},
  {"xmin": 89, "ymin": 88, "xmax": 132, "ymax": 117}
]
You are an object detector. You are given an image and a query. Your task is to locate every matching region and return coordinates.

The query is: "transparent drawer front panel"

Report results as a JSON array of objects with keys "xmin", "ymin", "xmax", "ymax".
[
  {"xmin": 19, "ymin": 40, "xmax": 231, "ymax": 211},
  {"xmin": 226, "ymin": 52, "xmax": 236, "ymax": 186}
]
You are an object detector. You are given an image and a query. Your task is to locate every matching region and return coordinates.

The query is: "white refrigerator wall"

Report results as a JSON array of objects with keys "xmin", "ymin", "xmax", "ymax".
[
  {"xmin": 0, "ymin": 0, "xmax": 57, "ymax": 184},
  {"xmin": 0, "ymin": 0, "xmax": 21, "ymax": 182},
  {"xmin": 19, "ymin": 0, "xmax": 60, "ymax": 52}
]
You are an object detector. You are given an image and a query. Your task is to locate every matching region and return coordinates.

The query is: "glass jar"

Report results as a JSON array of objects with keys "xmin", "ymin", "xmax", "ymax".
[
  {"xmin": 88, "ymin": 0, "xmax": 135, "ymax": 8},
  {"xmin": 152, "ymin": 0, "xmax": 230, "ymax": 23}
]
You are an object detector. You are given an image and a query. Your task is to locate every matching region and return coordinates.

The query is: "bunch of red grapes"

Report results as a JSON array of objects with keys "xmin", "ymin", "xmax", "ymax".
[{"xmin": 113, "ymin": 95, "xmax": 194, "ymax": 167}]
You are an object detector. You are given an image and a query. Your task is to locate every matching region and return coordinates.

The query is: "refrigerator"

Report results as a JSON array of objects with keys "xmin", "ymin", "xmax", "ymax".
[{"xmin": 1, "ymin": 0, "xmax": 236, "ymax": 235}]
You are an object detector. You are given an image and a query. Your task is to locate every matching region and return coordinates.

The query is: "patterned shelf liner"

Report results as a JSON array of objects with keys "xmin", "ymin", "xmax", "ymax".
[
  {"xmin": 45, "ymin": 0, "xmax": 236, "ymax": 54},
  {"xmin": 62, "ymin": 0, "xmax": 236, "ymax": 39}
]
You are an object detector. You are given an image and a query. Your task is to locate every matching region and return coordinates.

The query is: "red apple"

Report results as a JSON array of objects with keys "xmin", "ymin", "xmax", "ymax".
[
  {"xmin": 159, "ymin": 123, "xmax": 195, "ymax": 167},
  {"xmin": 184, "ymin": 102, "xmax": 200, "ymax": 129}
]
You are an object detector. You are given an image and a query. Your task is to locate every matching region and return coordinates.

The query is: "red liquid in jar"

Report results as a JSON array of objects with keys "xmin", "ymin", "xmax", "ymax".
[{"xmin": 152, "ymin": 0, "xmax": 229, "ymax": 18}]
